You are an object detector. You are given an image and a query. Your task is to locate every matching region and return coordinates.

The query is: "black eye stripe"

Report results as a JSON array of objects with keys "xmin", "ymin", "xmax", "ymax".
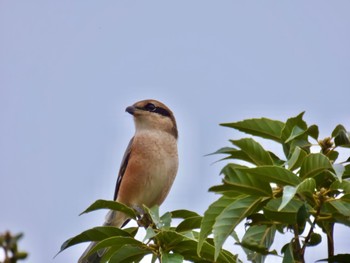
[
  {"xmin": 153, "ymin": 107, "xmax": 171, "ymax": 117},
  {"xmin": 140, "ymin": 103, "xmax": 171, "ymax": 117}
]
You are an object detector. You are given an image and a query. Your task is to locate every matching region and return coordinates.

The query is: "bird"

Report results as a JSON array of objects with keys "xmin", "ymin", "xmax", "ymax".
[{"xmin": 78, "ymin": 99, "xmax": 179, "ymax": 262}]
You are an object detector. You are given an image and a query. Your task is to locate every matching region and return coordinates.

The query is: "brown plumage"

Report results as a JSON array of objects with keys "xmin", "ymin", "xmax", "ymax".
[{"xmin": 79, "ymin": 99, "xmax": 178, "ymax": 263}]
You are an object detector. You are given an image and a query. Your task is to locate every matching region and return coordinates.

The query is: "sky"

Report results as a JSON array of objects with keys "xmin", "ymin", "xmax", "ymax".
[{"xmin": 1, "ymin": 1, "xmax": 350, "ymax": 262}]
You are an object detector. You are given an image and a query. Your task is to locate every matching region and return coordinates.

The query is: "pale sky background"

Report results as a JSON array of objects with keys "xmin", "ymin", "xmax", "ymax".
[{"xmin": 1, "ymin": 1, "xmax": 350, "ymax": 263}]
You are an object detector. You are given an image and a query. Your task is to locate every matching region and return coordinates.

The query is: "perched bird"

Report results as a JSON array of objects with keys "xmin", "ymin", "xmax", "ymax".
[{"xmin": 79, "ymin": 99, "xmax": 179, "ymax": 262}]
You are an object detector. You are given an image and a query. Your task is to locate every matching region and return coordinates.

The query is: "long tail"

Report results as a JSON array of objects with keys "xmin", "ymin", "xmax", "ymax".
[{"xmin": 78, "ymin": 211, "xmax": 128, "ymax": 263}]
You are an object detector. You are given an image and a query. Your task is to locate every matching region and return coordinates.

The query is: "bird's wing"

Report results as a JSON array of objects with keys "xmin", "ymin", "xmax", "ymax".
[{"xmin": 113, "ymin": 137, "xmax": 134, "ymax": 201}]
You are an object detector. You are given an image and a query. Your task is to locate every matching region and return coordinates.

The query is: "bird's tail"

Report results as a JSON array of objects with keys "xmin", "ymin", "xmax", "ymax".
[
  {"xmin": 78, "ymin": 211, "xmax": 129, "ymax": 263},
  {"xmin": 78, "ymin": 241, "xmax": 104, "ymax": 263}
]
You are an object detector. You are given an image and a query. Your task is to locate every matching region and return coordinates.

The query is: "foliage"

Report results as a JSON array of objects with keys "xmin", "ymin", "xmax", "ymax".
[
  {"xmin": 204, "ymin": 112, "xmax": 350, "ymax": 263},
  {"xmin": 59, "ymin": 200, "xmax": 237, "ymax": 262},
  {"xmin": 0, "ymin": 231, "xmax": 28, "ymax": 263},
  {"xmin": 60, "ymin": 112, "xmax": 350, "ymax": 262}
]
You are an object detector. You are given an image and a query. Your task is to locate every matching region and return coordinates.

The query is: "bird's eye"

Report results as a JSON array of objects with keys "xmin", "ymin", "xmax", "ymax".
[{"xmin": 144, "ymin": 103, "xmax": 157, "ymax": 112}]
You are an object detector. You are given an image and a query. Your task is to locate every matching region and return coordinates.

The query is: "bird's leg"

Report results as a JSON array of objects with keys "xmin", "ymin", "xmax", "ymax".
[{"xmin": 133, "ymin": 205, "xmax": 154, "ymax": 228}]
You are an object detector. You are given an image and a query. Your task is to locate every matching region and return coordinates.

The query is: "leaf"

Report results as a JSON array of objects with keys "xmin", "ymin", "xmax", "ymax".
[
  {"xmin": 321, "ymin": 199, "xmax": 350, "ymax": 227},
  {"xmin": 306, "ymin": 233, "xmax": 322, "ymax": 247},
  {"xmin": 307, "ymin": 124, "xmax": 319, "ymax": 140},
  {"xmin": 240, "ymin": 225, "xmax": 276, "ymax": 263},
  {"xmin": 264, "ymin": 198, "xmax": 304, "ymax": 224},
  {"xmin": 332, "ymin": 124, "xmax": 350, "ymax": 147},
  {"xmin": 296, "ymin": 178, "xmax": 316, "ymax": 203},
  {"xmin": 213, "ymin": 196, "xmax": 262, "ymax": 260},
  {"xmin": 87, "ymin": 236, "xmax": 145, "ymax": 257},
  {"xmin": 285, "ymin": 126, "xmax": 306, "ymax": 143},
  {"xmin": 281, "ymin": 112, "xmax": 307, "ymax": 142},
  {"xmin": 160, "ymin": 212, "xmax": 172, "ymax": 229},
  {"xmin": 300, "ymin": 153, "xmax": 332, "ymax": 179},
  {"xmin": 282, "ymin": 242, "xmax": 295, "ymax": 263},
  {"xmin": 221, "ymin": 118, "xmax": 285, "ymax": 143},
  {"xmin": 59, "ymin": 227, "xmax": 132, "ymax": 254},
  {"xmin": 171, "ymin": 210, "xmax": 200, "ymax": 219},
  {"xmin": 297, "ymin": 204, "xmax": 309, "ymax": 234},
  {"xmin": 325, "ymin": 199, "xmax": 350, "ymax": 217},
  {"xmin": 238, "ymin": 166, "xmax": 301, "ymax": 186},
  {"xmin": 344, "ymin": 164, "xmax": 350, "ymax": 179},
  {"xmin": 157, "ymin": 230, "xmax": 237, "ymax": 263},
  {"xmin": 198, "ymin": 196, "xmax": 236, "ymax": 255},
  {"xmin": 286, "ymin": 146, "xmax": 307, "ymax": 171},
  {"xmin": 222, "ymin": 167, "xmax": 272, "ymax": 196},
  {"xmin": 80, "ymin": 200, "xmax": 136, "ymax": 219},
  {"xmin": 217, "ymin": 147, "xmax": 259, "ymax": 164},
  {"xmin": 161, "ymin": 252, "xmax": 184, "ymax": 263},
  {"xmin": 143, "ymin": 227, "xmax": 157, "ymax": 242},
  {"xmin": 330, "ymin": 180, "xmax": 350, "ymax": 194},
  {"xmin": 230, "ymin": 138, "xmax": 274, "ymax": 166},
  {"xmin": 175, "ymin": 216, "xmax": 202, "ymax": 232},
  {"xmin": 108, "ymin": 245, "xmax": 152, "ymax": 263},
  {"xmin": 278, "ymin": 186, "xmax": 296, "ymax": 211},
  {"xmin": 332, "ymin": 163, "xmax": 345, "ymax": 182},
  {"xmin": 316, "ymin": 254, "xmax": 350, "ymax": 262}
]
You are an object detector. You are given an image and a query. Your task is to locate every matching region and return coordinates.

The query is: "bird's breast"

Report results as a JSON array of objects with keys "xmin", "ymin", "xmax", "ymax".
[{"xmin": 122, "ymin": 130, "xmax": 178, "ymax": 208}]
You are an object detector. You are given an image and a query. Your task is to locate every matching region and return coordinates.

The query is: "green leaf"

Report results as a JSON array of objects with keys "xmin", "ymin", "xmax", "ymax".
[
  {"xmin": 282, "ymin": 242, "xmax": 295, "ymax": 263},
  {"xmin": 175, "ymin": 216, "xmax": 202, "ymax": 232},
  {"xmin": 88, "ymin": 236, "xmax": 145, "ymax": 257},
  {"xmin": 316, "ymin": 254, "xmax": 350, "ymax": 263},
  {"xmin": 278, "ymin": 186, "xmax": 296, "ymax": 211},
  {"xmin": 109, "ymin": 244, "xmax": 152, "ymax": 263},
  {"xmin": 327, "ymin": 151, "xmax": 339, "ymax": 162},
  {"xmin": 300, "ymin": 153, "xmax": 332, "ymax": 179},
  {"xmin": 306, "ymin": 233, "xmax": 322, "ymax": 247},
  {"xmin": 307, "ymin": 124, "xmax": 319, "ymax": 140},
  {"xmin": 316, "ymin": 254, "xmax": 350, "ymax": 262},
  {"xmin": 332, "ymin": 124, "xmax": 350, "ymax": 147},
  {"xmin": 80, "ymin": 200, "xmax": 136, "ymax": 219},
  {"xmin": 238, "ymin": 166, "xmax": 301, "ymax": 186},
  {"xmin": 332, "ymin": 163, "xmax": 345, "ymax": 182},
  {"xmin": 222, "ymin": 167, "xmax": 272, "ymax": 196},
  {"xmin": 325, "ymin": 199, "xmax": 350, "ymax": 217},
  {"xmin": 230, "ymin": 138, "xmax": 274, "ymax": 166},
  {"xmin": 281, "ymin": 112, "xmax": 307, "ymax": 142},
  {"xmin": 285, "ymin": 138, "xmax": 311, "ymax": 158},
  {"xmin": 344, "ymin": 164, "xmax": 350, "ymax": 179},
  {"xmin": 221, "ymin": 118, "xmax": 285, "ymax": 143},
  {"xmin": 143, "ymin": 227, "xmax": 157, "ymax": 242},
  {"xmin": 213, "ymin": 196, "xmax": 262, "ymax": 260},
  {"xmin": 216, "ymin": 147, "xmax": 258, "ymax": 164},
  {"xmin": 297, "ymin": 204, "xmax": 309, "ymax": 234},
  {"xmin": 158, "ymin": 230, "xmax": 237, "ymax": 263},
  {"xmin": 264, "ymin": 198, "xmax": 304, "ymax": 224},
  {"xmin": 286, "ymin": 146, "xmax": 307, "ymax": 171},
  {"xmin": 160, "ymin": 212, "xmax": 172, "ymax": 229},
  {"xmin": 296, "ymin": 178, "xmax": 316, "ymax": 203},
  {"xmin": 285, "ymin": 126, "xmax": 306, "ymax": 143},
  {"xmin": 161, "ymin": 252, "xmax": 184, "ymax": 263},
  {"xmin": 59, "ymin": 226, "xmax": 132, "ymax": 253},
  {"xmin": 171, "ymin": 210, "xmax": 200, "ymax": 219},
  {"xmin": 330, "ymin": 180, "xmax": 350, "ymax": 194},
  {"xmin": 240, "ymin": 225, "xmax": 276, "ymax": 263},
  {"xmin": 198, "ymin": 196, "xmax": 236, "ymax": 254}
]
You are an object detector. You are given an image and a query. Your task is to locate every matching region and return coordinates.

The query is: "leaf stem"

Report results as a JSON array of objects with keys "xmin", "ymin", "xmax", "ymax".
[{"xmin": 327, "ymin": 223, "xmax": 334, "ymax": 258}]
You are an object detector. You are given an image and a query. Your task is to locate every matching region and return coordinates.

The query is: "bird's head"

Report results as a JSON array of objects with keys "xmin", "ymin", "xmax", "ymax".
[{"xmin": 126, "ymin": 99, "xmax": 178, "ymax": 139}]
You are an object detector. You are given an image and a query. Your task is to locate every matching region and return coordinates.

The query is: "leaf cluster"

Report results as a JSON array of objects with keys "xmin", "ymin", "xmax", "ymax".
[
  {"xmin": 59, "ymin": 200, "xmax": 237, "ymax": 263},
  {"xmin": 0, "ymin": 231, "xmax": 28, "ymax": 263},
  {"xmin": 203, "ymin": 112, "xmax": 350, "ymax": 262}
]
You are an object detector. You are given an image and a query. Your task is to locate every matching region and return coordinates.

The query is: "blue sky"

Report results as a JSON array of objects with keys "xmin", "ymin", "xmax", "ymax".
[{"xmin": 1, "ymin": 1, "xmax": 349, "ymax": 262}]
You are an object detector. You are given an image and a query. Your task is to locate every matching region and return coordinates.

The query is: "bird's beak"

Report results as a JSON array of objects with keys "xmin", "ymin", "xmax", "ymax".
[{"xmin": 125, "ymin": 105, "xmax": 136, "ymax": 115}]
